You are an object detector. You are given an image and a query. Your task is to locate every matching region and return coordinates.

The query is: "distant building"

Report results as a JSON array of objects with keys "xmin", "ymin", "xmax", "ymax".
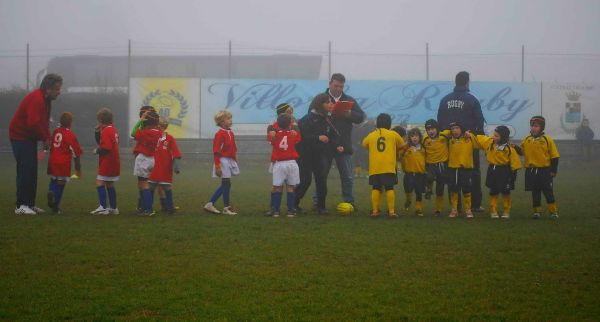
[{"xmin": 45, "ymin": 55, "xmax": 322, "ymax": 92}]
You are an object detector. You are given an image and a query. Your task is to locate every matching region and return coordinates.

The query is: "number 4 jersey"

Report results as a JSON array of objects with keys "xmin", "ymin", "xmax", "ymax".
[
  {"xmin": 48, "ymin": 127, "xmax": 83, "ymax": 177},
  {"xmin": 270, "ymin": 129, "xmax": 301, "ymax": 162},
  {"xmin": 362, "ymin": 128, "xmax": 405, "ymax": 176}
]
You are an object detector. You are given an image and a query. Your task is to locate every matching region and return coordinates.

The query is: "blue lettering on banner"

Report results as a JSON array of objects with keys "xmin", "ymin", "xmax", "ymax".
[{"xmin": 201, "ymin": 79, "xmax": 541, "ymax": 138}]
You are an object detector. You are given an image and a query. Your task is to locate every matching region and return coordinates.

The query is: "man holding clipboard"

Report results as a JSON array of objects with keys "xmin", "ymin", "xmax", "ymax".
[{"xmin": 319, "ymin": 73, "xmax": 366, "ymax": 209}]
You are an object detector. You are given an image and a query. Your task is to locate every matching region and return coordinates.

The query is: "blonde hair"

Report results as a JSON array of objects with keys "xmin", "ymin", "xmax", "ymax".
[
  {"xmin": 214, "ymin": 110, "xmax": 232, "ymax": 126},
  {"xmin": 158, "ymin": 116, "xmax": 169, "ymax": 130},
  {"xmin": 96, "ymin": 108, "xmax": 113, "ymax": 124}
]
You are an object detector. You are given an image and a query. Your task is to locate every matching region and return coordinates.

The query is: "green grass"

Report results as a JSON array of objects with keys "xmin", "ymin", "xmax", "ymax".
[{"xmin": 0, "ymin": 154, "xmax": 599, "ymax": 321}]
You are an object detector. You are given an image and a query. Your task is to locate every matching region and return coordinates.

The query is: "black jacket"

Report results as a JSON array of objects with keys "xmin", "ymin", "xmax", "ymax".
[
  {"xmin": 437, "ymin": 86, "xmax": 485, "ymax": 134},
  {"xmin": 297, "ymin": 110, "xmax": 339, "ymax": 156},
  {"xmin": 576, "ymin": 126, "xmax": 594, "ymax": 142},
  {"xmin": 325, "ymin": 89, "xmax": 366, "ymax": 154}
]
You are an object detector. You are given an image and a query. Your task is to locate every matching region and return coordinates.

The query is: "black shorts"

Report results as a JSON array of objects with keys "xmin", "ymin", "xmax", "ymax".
[
  {"xmin": 485, "ymin": 165, "xmax": 515, "ymax": 194},
  {"xmin": 426, "ymin": 162, "xmax": 447, "ymax": 182},
  {"xmin": 403, "ymin": 172, "xmax": 426, "ymax": 194},
  {"xmin": 524, "ymin": 167, "xmax": 553, "ymax": 191},
  {"xmin": 447, "ymin": 168, "xmax": 473, "ymax": 193},
  {"xmin": 369, "ymin": 173, "xmax": 398, "ymax": 189}
]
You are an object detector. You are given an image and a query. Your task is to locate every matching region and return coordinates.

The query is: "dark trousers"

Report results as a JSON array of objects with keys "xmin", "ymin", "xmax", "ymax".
[
  {"xmin": 11, "ymin": 139, "xmax": 38, "ymax": 207},
  {"xmin": 295, "ymin": 152, "xmax": 329, "ymax": 209}
]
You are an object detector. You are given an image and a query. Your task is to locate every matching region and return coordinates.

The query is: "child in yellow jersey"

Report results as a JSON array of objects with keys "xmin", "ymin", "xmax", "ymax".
[
  {"xmin": 422, "ymin": 119, "xmax": 451, "ymax": 216},
  {"xmin": 447, "ymin": 121, "xmax": 478, "ymax": 218},
  {"xmin": 468, "ymin": 126, "xmax": 521, "ymax": 219},
  {"xmin": 400, "ymin": 128, "xmax": 427, "ymax": 216},
  {"xmin": 518, "ymin": 116, "xmax": 560, "ymax": 219},
  {"xmin": 362, "ymin": 114, "xmax": 405, "ymax": 218}
]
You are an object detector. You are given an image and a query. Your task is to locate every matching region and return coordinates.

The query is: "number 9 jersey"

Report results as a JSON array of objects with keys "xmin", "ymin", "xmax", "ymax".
[
  {"xmin": 361, "ymin": 128, "xmax": 405, "ymax": 176},
  {"xmin": 48, "ymin": 127, "xmax": 83, "ymax": 177}
]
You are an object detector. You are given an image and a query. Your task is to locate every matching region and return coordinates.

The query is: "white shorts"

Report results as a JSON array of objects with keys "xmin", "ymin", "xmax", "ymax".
[
  {"xmin": 272, "ymin": 160, "xmax": 300, "ymax": 186},
  {"xmin": 97, "ymin": 175, "xmax": 120, "ymax": 182},
  {"xmin": 212, "ymin": 157, "xmax": 240, "ymax": 179},
  {"xmin": 50, "ymin": 176, "xmax": 70, "ymax": 182},
  {"xmin": 133, "ymin": 154, "xmax": 154, "ymax": 178}
]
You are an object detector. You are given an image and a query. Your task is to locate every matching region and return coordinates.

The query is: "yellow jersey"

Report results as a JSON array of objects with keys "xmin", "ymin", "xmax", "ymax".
[
  {"xmin": 362, "ymin": 128, "xmax": 405, "ymax": 175},
  {"xmin": 520, "ymin": 134, "xmax": 560, "ymax": 168},
  {"xmin": 401, "ymin": 145, "xmax": 426, "ymax": 174},
  {"xmin": 422, "ymin": 130, "xmax": 450, "ymax": 164},
  {"xmin": 448, "ymin": 135, "xmax": 476, "ymax": 169},
  {"xmin": 473, "ymin": 135, "xmax": 522, "ymax": 171}
]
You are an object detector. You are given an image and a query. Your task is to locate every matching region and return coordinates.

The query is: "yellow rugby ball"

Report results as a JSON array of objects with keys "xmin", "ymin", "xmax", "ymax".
[{"xmin": 336, "ymin": 202, "xmax": 354, "ymax": 216}]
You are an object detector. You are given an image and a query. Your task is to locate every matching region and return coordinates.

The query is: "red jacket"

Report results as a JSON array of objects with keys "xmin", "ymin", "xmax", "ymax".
[{"xmin": 9, "ymin": 89, "xmax": 51, "ymax": 141}]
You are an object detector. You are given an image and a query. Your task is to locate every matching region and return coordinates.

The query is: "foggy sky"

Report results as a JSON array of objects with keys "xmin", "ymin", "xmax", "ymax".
[{"xmin": 1, "ymin": 0, "xmax": 599, "ymax": 88}]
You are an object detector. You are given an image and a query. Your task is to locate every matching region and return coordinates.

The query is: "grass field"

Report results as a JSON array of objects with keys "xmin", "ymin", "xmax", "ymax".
[{"xmin": 1, "ymin": 153, "xmax": 599, "ymax": 321}]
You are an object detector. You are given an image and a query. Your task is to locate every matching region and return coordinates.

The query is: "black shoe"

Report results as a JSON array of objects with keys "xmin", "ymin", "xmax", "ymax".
[
  {"xmin": 295, "ymin": 206, "xmax": 304, "ymax": 214},
  {"xmin": 473, "ymin": 207, "xmax": 486, "ymax": 213},
  {"xmin": 316, "ymin": 208, "xmax": 329, "ymax": 215}
]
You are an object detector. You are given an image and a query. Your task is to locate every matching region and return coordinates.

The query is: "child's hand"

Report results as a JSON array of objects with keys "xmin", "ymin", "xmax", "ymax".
[
  {"xmin": 215, "ymin": 168, "xmax": 222, "ymax": 177},
  {"xmin": 318, "ymin": 135, "xmax": 329, "ymax": 143},
  {"xmin": 92, "ymin": 148, "xmax": 98, "ymax": 155},
  {"xmin": 336, "ymin": 146, "xmax": 344, "ymax": 153},
  {"xmin": 290, "ymin": 130, "xmax": 298, "ymax": 136},
  {"xmin": 269, "ymin": 131, "xmax": 276, "ymax": 139},
  {"xmin": 464, "ymin": 131, "xmax": 472, "ymax": 138}
]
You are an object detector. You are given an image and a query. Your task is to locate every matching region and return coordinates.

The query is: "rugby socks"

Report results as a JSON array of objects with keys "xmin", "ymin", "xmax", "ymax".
[
  {"xmin": 107, "ymin": 187, "xmax": 117, "ymax": 209},
  {"xmin": 371, "ymin": 189, "xmax": 382, "ymax": 213},
  {"xmin": 490, "ymin": 194, "xmax": 499, "ymax": 213},
  {"xmin": 287, "ymin": 192, "xmax": 295, "ymax": 211},
  {"xmin": 450, "ymin": 192, "xmax": 459, "ymax": 210},
  {"xmin": 209, "ymin": 186, "xmax": 223, "ymax": 204},
  {"xmin": 142, "ymin": 188, "xmax": 153, "ymax": 211},
  {"xmin": 222, "ymin": 180, "xmax": 231, "ymax": 207},
  {"xmin": 271, "ymin": 191, "xmax": 282, "ymax": 212},
  {"xmin": 464, "ymin": 193, "xmax": 472, "ymax": 211},
  {"xmin": 415, "ymin": 200, "xmax": 423, "ymax": 212},
  {"xmin": 502, "ymin": 194, "xmax": 511, "ymax": 213},
  {"xmin": 96, "ymin": 186, "xmax": 107, "ymax": 209},
  {"xmin": 164, "ymin": 189, "xmax": 174, "ymax": 210},
  {"xmin": 137, "ymin": 190, "xmax": 143, "ymax": 210},
  {"xmin": 548, "ymin": 202, "xmax": 558, "ymax": 214},
  {"xmin": 385, "ymin": 189, "xmax": 395, "ymax": 214},
  {"xmin": 533, "ymin": 206, "xmax": 543, "ymax": 214},
  {"xmin": 435, "ymin": 196, "xmax": 444, "ymax": 212},
  {"xmin": 54, "ymin": 182, "xmax": 65, "ymax": 210}
]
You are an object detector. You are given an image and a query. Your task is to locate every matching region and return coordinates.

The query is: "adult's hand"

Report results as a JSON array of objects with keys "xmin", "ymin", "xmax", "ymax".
[{"xmin": 318, "ymin": 135, "xmax": 329, "ymax": 143}]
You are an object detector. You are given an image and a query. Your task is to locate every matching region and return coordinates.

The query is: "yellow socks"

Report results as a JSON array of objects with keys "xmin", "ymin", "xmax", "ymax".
[
  {"xmin": 490, "ymin": 194, "xmax": 498, "ymax": 213},
  {"xmin": 450, "ymin": 192, "xmax": 459, "ymax": 209},
  {"xmin": 534, "ymin": 206, "xmax": 543, "ymax": 213},
  {"xmin": 435, "ymin": 196, "xmax": 444, "ymax": 212},
  {"xmin": 502, "ymin": 194, "xmax": 511, "ymax": 213},
  {"xmin": 385, "ymin": 190, "xmax": 395, "ymax": 214},
  {"xmin": 548, "ymin": 202, "xmax": 558, "ymax": 214},
  {"xmin": 371, "ymin": 189, "xmax": 382, "ymax": 213},
  {"xmin": 464, "ymin": 193, "xmax": 472, "ymax": 211}
]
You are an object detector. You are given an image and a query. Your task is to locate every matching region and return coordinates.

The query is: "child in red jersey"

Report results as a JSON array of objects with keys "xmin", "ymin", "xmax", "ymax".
[
  {"xmin": 90, "ymin": 108, "xmax": 120, "ymax": 215},
  {"xmin": 46, "ymin": 112, "xmax": 83, "ymax": 214},
  {"xmin": 148, "ymin": 116, "xmax": 182, "ymax": 214},
  {"xmin": 131, "ymin": 106, "xmax": 162, "ymax": 214},
  {"xmin": 204, "ymin": 110, "xmax": 239, "ymax": 215},
  {"xmin": 268, "ymin": 113, "xmax": 301, "ymax": 217}
]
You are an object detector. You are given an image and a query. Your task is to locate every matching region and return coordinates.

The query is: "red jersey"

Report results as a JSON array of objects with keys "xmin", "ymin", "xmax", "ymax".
[
  {"xmin": 98, "ymin": 124, "xmax": 120, "ymax": 177},
  {"xmin": 47, "ymin": 127, "xmax": 83, "ymax": 177},
  {"xmin": 266, "ymin": 119, "xmax": 298, "ymax": 144},
  {"xmin": 134, "ymin": 127, "xmax": 162, "ymax": 156},
  {"xmin": 149, "ymin": 132, "xmax": 182, "ymax": 183},
  {"xmin": 270, "ymin": 129, "xmax": 301, "ymax": 161},
  {"xmin": 9, "ymin": 89, "xmax": 52, "ymax": 141},
  {"xmin": 213, "ymin": 127, "xmax": 237, "ymax": 167}
]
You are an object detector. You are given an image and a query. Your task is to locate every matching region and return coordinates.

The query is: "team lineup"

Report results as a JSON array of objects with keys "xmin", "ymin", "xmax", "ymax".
[{"xmin": 10, "ymin": 72, "xmax": 559, "ymax": 219}]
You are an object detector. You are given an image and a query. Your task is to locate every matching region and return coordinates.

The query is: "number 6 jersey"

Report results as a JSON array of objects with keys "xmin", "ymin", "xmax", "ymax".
[{"xmin": 361, "ymin": 128, "xmax": 405, "ymax": 176}]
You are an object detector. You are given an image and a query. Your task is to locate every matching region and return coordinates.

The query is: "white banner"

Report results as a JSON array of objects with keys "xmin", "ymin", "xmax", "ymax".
[{"xmin": 543, "ymin": 83, "xmax": 599, "ymax": 140}]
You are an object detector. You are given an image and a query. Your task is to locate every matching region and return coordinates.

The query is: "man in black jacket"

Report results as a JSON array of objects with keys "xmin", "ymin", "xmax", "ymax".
[
  {"xmin": 437, "ymin": 71, "xmax": 486, "ymax": 211},
  {"xmin": 296, "ymin": 93, "xmax": 341, "ymax": 213},
  {"xmin": 317, "ymin": 73, "xmax": 366, "ymax": 208}
]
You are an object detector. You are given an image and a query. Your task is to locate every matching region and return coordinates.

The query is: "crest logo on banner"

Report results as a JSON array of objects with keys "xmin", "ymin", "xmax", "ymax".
[
  {"xmin": 129, "ymin": 78, "xmax": 200, "ymax": 138},
  {"xmin": 561, "ymin": 91, "xmax": 584, "ymax": 134}
]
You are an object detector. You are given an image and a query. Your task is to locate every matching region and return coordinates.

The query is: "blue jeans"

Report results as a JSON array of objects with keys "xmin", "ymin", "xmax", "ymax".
[
  {"xmin": 314, "ymin": 153, "xmax": 355, "ymax": 204},
  {"xmin": 11, "ymin": 139, "xmax": 38, "ymax": 207}
]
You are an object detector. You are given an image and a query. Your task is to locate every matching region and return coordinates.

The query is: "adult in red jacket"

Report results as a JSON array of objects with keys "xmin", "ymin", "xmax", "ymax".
[{"xmin": 9, "ymin": 74, "xmax": 63, "ymax": 215}]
